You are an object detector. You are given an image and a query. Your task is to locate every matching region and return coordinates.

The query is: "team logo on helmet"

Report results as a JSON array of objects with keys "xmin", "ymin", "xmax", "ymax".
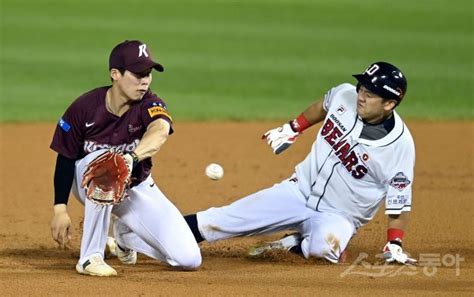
[{"xmin": 389, "ymin": 172, "xmax": 411, "ymax": 191}]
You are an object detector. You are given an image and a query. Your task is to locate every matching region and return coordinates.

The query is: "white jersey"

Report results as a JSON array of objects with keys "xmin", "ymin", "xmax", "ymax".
[{"xmin": 295, "ymin": 83, "xmax": 415, "ymax": 229}]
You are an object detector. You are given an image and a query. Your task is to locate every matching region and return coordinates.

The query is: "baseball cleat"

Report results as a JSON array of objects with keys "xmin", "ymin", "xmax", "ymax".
[
  {"xmin": 248, "ymin": 233, "xmax": 302, "ymax": 256},
  {"xmin": 115, "ymin": 242, "xmax": 137, "ymax": 265},
  {"xmin": 76, "ymin": 255, "xmax": 117, "ymax": 277},
  {"xmin": 104, "ymin": 236, "xmax": 118, "ymax": 259}
]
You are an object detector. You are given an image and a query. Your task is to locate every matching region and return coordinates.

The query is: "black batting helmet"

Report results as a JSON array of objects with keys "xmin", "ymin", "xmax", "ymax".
[{"xmin": 353, "ymin": 62, "xmax": 407, "ymax": 102}]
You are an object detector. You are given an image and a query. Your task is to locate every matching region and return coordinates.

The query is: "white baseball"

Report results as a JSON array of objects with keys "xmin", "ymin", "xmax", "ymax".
[{"xmin": 205, "ymin": 163, "xmax": 224, "ymax": 180}]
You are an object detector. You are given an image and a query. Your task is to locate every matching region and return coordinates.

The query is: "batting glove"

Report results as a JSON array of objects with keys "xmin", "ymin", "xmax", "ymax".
[
  {"xmin": 262, "ymin": 123, "xmax": 300, "ymax": 154},
  {"xmin": 383, "ymin": 241, "xmax": 417, "ymax": 265}
]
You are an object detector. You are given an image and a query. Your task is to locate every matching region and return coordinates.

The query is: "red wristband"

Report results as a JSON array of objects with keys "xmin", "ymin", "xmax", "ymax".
[
  {"xmin": 387, "ymin": 228, "xmax": 404, "ymax": 242},
  {"xmin": 290, "ymin": 113, "xmax": 311, "ymax": 133}
]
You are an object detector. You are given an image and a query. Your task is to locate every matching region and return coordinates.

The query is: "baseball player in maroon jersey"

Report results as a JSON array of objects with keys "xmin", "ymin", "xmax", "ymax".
[{"xmin": 50, "ymin": 40, "xmax": 201, "ymax": 276}]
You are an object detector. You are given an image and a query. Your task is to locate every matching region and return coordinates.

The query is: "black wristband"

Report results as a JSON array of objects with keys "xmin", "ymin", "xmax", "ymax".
[{"xmin": 129, "ymin": 151, "xmax": 140, "ymax": 166}]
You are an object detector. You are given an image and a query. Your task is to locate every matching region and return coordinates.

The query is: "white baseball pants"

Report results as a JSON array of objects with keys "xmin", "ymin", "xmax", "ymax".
[
  {"xmin": 72, "ymin": 150, "xmax": 201, "ymax": 270},
  {"xmin": 197, "ymin": 178, "xmax": 355, "ymax": 263}
]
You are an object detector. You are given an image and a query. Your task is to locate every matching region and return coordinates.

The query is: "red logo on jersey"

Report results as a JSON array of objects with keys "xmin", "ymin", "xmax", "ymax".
[{"xmin": 321, "ymin": 118, "xmax": 368, "ymax": 179}]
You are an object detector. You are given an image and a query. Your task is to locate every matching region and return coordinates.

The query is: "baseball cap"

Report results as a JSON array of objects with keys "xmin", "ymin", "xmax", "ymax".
[{"xmin": 109, "ymin": 40, "xmax": 164, "ymax": 73}]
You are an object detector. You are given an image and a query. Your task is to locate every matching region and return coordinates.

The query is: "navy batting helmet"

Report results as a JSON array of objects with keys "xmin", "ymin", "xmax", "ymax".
[{"xmin": 353, "ymin": 62, "xmax": 407, "ymax": 102}]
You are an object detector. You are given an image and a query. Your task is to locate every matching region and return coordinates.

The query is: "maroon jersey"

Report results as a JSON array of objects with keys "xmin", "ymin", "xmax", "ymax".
[{"xmin": 51, "ymin": 86, "xmax": 173, "ymax": 186}]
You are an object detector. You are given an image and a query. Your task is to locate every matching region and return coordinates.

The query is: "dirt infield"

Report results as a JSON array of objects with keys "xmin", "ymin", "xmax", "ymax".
[{"xmin": 0, "ymin": 122, "xmax": 472, "ymax": 296}]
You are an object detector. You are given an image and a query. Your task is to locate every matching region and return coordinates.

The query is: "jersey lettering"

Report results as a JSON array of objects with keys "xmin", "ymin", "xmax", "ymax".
[
  {"xmin": 324, "ymin": 126, "xmax": 343, "ymax": 146},
  {"xmin": 352, "ymin": 165, "xmax": 368, "ymax": 178},
  {"xmin": 342, "ymin": 151, "xmax": 358, "ymax": 171},
  {"xmin": 321, "ymin": 118, "xmax": 368, "ymax": 179},
  {"xmin": 83, "ymin": 139, "xmax": 139, "ymax": 154},
  {"xmin": 321, "ymin": 119, "xmax": 334, "ymax": 136},
  {"xmin": 335, "ymin": 142, "xmax": 350, "ymax": 160},
  {"xmin": 329, "ymin": 114, "xmax": 347, "ymax": 132}
]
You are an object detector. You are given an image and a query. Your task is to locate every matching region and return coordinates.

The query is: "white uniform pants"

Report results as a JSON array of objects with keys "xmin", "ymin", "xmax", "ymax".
[
  {"xmin": 197, "ymin": 178, "xmax": 355, "ymax": 263},
  {"xmin": 72, "ymin": 150, "xmax": 201, "ymax": 269}
]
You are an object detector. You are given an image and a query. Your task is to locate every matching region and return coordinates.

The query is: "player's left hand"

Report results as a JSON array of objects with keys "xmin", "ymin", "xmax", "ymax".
[
  {"xmin": 81, "ymin": 150, "xmax": 131, "ymax": 205},
  {"xmin": 262, "ymin": 123, "xmax": 300, "ymax": 154},
  {"xmin": 383, "ymin": 241, "xmax": 417, "ymax": 265}
]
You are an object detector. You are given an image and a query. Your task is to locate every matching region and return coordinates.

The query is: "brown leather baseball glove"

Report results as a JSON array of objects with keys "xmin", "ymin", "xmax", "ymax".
[{"xmin": 81, "ymin": 151, "xmax": 132, "ymax": 205}]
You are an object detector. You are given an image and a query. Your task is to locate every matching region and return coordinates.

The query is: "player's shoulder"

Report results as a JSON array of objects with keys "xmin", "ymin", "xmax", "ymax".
[
  {"xmin": 324, "ymin": 83, "xmax": 356, "ymax": 111},
  {"xmin": 140, "ymin": 89, "xmax": 173, "ymax": 124},
  {"xmin": 399, "ymin": 118, "xmax": 415, "ymax": 150},
  {"xmin": 63, "ymin": 86, "xmax": 107, "ymax": 118},
  {"xmin": 140, "ymin": 90, "xmax": 169, "ymax": 109},
  {"xmin": 334, "ymin": 83, "xmax": 356, "ymax": 92},
  {"xmin": 388, "ymin": 113, "xmax": 415, "ymax": 154},
  {"xmin": 328, "ymin": 83, "xmax": 356, "ymax": 96}
]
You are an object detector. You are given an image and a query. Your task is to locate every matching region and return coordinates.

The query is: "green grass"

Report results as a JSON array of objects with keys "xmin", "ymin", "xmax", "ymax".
[{"xmin": 1, "ymin": 0, "xmax": 472, "ymax": 122}]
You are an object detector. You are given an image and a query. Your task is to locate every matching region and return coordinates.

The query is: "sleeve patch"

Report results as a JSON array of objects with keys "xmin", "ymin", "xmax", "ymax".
[
  {"xmin": 58, "ymin": 118, "xmax": 71, "ymax": 132},
  {"xmin": 147, "ymin": 106, "xmax": 172, "ymax": 120},
  {"xmin": 389, "ymin": 172, "xmax": 411, "ymax": 191},
  {"xmin": 387, "ymin": 195, "xmax": 409, "ymax": 206}
]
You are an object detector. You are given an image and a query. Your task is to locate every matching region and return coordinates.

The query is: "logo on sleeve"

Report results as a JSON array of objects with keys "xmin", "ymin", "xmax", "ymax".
[
  {"xmin": 147, "ymin": 102, "xmax": 172, "ymax": 120},
  {"xmin": 128, "ymin": 124, "xmax": 143, "ymax": 133},
  {"xmin": 389, "ymin": 172, "xmax": 411, "ymax": 191},
  {"xmin": 336, "ymin": 105, "xmax": 346, "ymax": 115},
  {"xmin": 59, "ymin": 118, "xmax": 71, "ymax": 132}
]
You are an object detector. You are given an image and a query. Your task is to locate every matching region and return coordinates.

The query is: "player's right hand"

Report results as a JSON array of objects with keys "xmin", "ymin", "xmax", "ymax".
[
  {"xmin": 262, "ymin": 123, "xmax": 300, "ymax": 154},
  {"xmin": 382, "ymin": 241, "xmax": 417, "ymax": 265},
  {"xmin": 50, "ymin": 204, "xmax": 72, "ymax": 248}
]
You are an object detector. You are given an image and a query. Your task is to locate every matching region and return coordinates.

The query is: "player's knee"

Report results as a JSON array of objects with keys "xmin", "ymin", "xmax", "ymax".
[
  {"xmin": 182, "ymin": 252, "xmax": 202, "ymax": 271},
  {"xmin": 170, "ymin": 248, "xmax": 202, "ymax": 270},
  {"xmin": 302, "ymin": 233, "xmax": 341, "ymax": 263}
]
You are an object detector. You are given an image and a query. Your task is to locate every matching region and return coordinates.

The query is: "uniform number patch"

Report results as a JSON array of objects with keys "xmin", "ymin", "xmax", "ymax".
[{"xmin": 389, "ymin": 172, "xmax": 411, "ymax": 191}]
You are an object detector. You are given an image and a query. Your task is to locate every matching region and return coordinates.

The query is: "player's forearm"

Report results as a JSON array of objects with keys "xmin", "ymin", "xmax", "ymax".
[
  {"xmin": 53, "ymin": 154, "xmax": 76, "ymax": 205},
  {"xmin": 133, "ymin": 119, "xmax": 170, "ymax": 160},
  {"xmin": 386, "ymin": 212, "xmax": 410, "ymax": 243},
  {"xmin": 290, "ymin": 98, "xmax": 327, "ymax": 133},
  {"xmin": 387, "ymin": 212, "xmax": 410, "ymax": 231},
  {"xmin": 301, "ymin": 98, "xmax": 327, "ymax": 125}
]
